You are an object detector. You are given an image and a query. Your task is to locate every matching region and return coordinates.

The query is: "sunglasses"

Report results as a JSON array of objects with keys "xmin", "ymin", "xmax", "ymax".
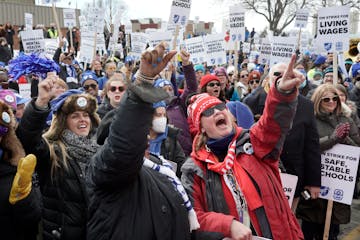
[
  {"xmin": 83, "ymin": 84, "xmax": 97, "ymax": 90},
  {"xmin": 201, "ymin": 103, "xmax": 227, "ymax": 117},
  {"xmin": 240, "ymin": 74, "xmax": 248, "ymax": 78},
  {"xmin": 207, "ymin": 82, "xmax": 220, "ymax": 87},
  {"xmin": 273, "ymin": 72, "xmax": 282, "ymax": 77},
  {"xmin": 321, "ymin": 96, "xmax": 338, "ymax": 103},
  {"xmin": 110, "ymin": 86, "xmax": 125, "ymax": 92},
  {"xmin": 249, "ymin": 79, "xmax": 260, "ymax": 85}
]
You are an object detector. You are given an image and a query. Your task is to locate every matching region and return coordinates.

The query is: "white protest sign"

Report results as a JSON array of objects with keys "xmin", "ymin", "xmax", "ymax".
[
  {"xmin": 258, "ymin": 38, "xmax": 271, "ymax": 65},
  {"xmin": 21, "ymin": 29, "xmax": 46, "ymax": 55},
  {"xmin": 203, "ymin": 34, "xmax": 226, "ymax": 66},
  {"xmin": 130, "ymin": 32, "xmax": 149, "ymax": 58},
  {"xmin": 316, "ymin": 6, "xmax": 350, "ymax": 52},
  {"xmin": 185, "ymin": 36, "xmax": 205, "ymax": 64},
  {"xmin": 87, "ymin": 7, "xmax": 105, "ymax": 33},
  {"xmin": 19, "ymin": 83, "xmax": 32, "ymax": 99},
  {"xmin": 79, "ymin": 31, "xmax": 95, "ymax": 64},
  {"xmin": 24, "ymin": 13, "xmax": 33, "ymax": 31},
  {"xmin": 41, "ymin": 0, "xmax": 60, "ymax": 3},
  {"xmin": 319, "ymin": 144, "xmax": 360, "ymax": 205},
  {"xmin": 148, "ymin": 31, "xmax": 173, "ymax": 48},
  {"xmin": 229, "ymin": 4, "xmax": 245, "ymax": 42},
  {"xmin": 96, "ymin": 33, "xmax": 106, "ymax": 52},
  {"xmin": 169, "ymin": 0, "xmax": 192, "ymax": 26},
  {"xmin": 109, "ymin": 22, "xmax": 120, "ymax": 51},
  {"xmin": 242, "ymin": 42, "xmax": 251, "ymax": 54},
  {"xmin": 295, "ymin": 9, "xmax": 309, "ymax": 28},
  {"xmin": 63, "ymin": 8, "xmax": 76, "ymax": 28},
  {"xmin": 280, "ymin": 173, "xmax": 298, "ymax": 207},
  {"xmin": 44, "ymin": 39, "xmax": 58, "ymax": 59},
  {"xmin": 79, "ymin": 15, "xmax": 87, "ymax": 29},
  {"xmin": 270, "ymin": 36, "xmax": 297, "ymax": 67}
]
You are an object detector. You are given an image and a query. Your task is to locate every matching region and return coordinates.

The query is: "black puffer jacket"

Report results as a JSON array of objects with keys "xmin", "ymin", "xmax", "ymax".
[
  {"xmin": 16, "ymin": 100, "xmax": 88, "ymax": 240},
  {"xmin": 97, "ymin": 97, "xmax": 114, "ymax": 119},
  {"xmin": 87, "ymin": 85, "xmax": 190, "ymax": 240}
]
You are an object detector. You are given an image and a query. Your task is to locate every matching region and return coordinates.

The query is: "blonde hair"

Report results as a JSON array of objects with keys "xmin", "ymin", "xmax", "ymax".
[
  {"xmin": 54, "ymin": 77, "xmax": 68, "ymax": 90},
  {"xmin": 42, "ymin": 94, "xmax": 100, "ymax": 178},
  {"xmin": 311, "ymin": 84, "xmax": 342, "ymax": 116},
  {"xmin": 101, "ymin": 74, "xmax": 127, "ymax": 99}
]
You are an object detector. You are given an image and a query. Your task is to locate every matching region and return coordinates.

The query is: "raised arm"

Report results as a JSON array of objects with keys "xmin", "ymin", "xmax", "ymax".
[
  {"xmin": 87, "ymin": 43, "xmax": 177, "ymax": 190},
  {"xmin": 250, "ymin": 54, "xmax": 304, "ymax": 161}
]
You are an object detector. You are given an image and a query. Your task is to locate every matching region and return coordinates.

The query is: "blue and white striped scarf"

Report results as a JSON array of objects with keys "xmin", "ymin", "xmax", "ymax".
[{"xmin": 143, "ymin": 156, "xmax": 200, "ymax": 231}]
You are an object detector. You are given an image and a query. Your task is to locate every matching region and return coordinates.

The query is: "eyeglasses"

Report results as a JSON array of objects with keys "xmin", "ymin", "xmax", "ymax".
[
  {"xmin": 249, "ymin": 79, "xmax": 260, "ymax": 85},
  {"xmin": 109, "ymin": 86, "xmax": 125, "ymax": 92},
  {"xmin": 240, "ymin": 74, "xmax": 248, "ymax": 78},
  {"xmin": 83, "ymin": 84, "xmax": 97, "ymax": 90},
  {"xmin": 201, "ymin": 103, "xmax": 226, "ymax": 117},
  {"xmin": 207, "ymin": 82, "xmax": 221, "ymax": 87},
  {"xmin": 321, "ymin": 96, "xmax": 338, "ymax": 103}
]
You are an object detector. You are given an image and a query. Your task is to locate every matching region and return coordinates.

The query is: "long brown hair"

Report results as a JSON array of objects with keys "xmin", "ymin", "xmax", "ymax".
[{"xmin": 311, "ymin": 84, "xmax": 342, "ymax": 116}]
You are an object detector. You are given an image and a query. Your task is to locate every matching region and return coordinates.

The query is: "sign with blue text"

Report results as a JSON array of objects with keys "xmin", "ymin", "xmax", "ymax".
[
  {"xmin": 169, "ymin": 0, "xmax": 192, "ymax": 26},
  {"xmin": 229, "ymin": 4, "xmax": 245, "ymax": 42}
]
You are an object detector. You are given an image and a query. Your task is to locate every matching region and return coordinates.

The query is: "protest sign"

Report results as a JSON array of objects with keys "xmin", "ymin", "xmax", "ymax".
[
  {"xmin": 185, "ymin": 36, "xmax": 205, "ymax": 64},
  {"xmin": 21, "ymin": 29, "xmax": 45, "ymax": 55},
  {"xmin": 63, "ymin": 8, "xmax": 76, "ymax": 28},
  {"xmin": 203, "ymin": 34, "xmax": 226, "ymax": 66},
  {"xmin": 79, "ymin": 31, "xmax": 95, "ymax": 64},
  {"xmin": 229, "ymin": 4, "xmax": 245, "ymax": 42},
  {"xmin": 280, "ymin": 173, "xmax": 298, "ymax": 207},
  {"xmin": 79, "ymin": 15, "xmax": 87, "ymax": 29},
  {"xmin": 86, "ymin": 7, "xmax": 105, "ymax": 33},
  {"xmin": 169, "ymin": 0, "xmax": 191, "ymax": 26},
  {"xmin": 130, "ymin": 32, "xmax": 149, "ymax": 58},
  {"xmin": 44, "ymin": 39, "xmax": 58, "ymax": 59},
  {"xmin": 96, "ymin": 33, "xmax": 106, "ymax": 53},
  {"xmin": 316, "ymin": 6, "xmax": 350, "ymax": 53},
  {"xmin": 24, "ymin": 13, "xmax": 33, "ymax": 31},
  {"xmin": 19, "ymin": 83, "xmax": 31, "ymax": 99},
  {"xmin": 258, "ymin": 38, "xmax": 271, "ymax": 65},
  {"xmin": 148, "ymin": 31, "xmax": 173, "ymax": 48},
  {"xmin": 295, "ymin": 9, "xmax": 309, "ymax": 28},
  {"xmin": 319, "ymin": 144, "xmax": 359, "ymax": 205},
  {"xmin": 242, "ymin": 42, "xmax": 251, "ymax": 54},
  {"xmin": 41, "ymin": 0, "xmax": 60, "ymax": 3},
  {"xmin": 270, "ymin": 36, "xmax": 296, "ymax": 67}
]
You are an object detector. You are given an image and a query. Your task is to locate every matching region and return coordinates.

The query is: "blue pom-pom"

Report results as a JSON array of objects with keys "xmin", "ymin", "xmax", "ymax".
[{"xmin": 8, "ymin": 53, "xmax": 60, "ymax": 80}]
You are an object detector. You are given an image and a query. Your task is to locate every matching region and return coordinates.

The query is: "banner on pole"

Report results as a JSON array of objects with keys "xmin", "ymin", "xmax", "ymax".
[
  {"xmin": 24, "ymin": 13, "xmax": 33, "ymax": 31},
  {"xmin": 169, "ymin": 0, "xmax": 192, "ymax": 26},
  {"xmin": 203, "ymin": 34, "xmax": 226, "ymax": 66},
  {"xmin": 316, "ymin": 6, "xmax": 350, "ymax": 52},
  {"xmin": 63, "ymin": 8, "xmax": 76, "ymax": 28},
  {"xmin": 294, "ymin": 9, "xmax": 309, "ymax": 28},
  {"xmin": 319, "ymin": 144, "xmax": 360, "ymax": 205},
  {"xmin": 185, "ymin": 36, "xmax": 205, "ymax": 64},
  {"xmin": 21, "ymin": 29, "xmax": 46, "ymax": 55},
  {"xmin": 229, "ymin": 4, "xmax": 245, "ymax": 42},
  {"xmin": 270, "ymin": 36, "xmax": 296, "ymax": 67}
]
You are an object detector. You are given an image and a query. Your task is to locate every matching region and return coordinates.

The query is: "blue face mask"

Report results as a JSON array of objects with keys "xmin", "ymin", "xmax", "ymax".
[{"xmin": 298, "ymin": 69, "xmax": 307, "ymax": 89}]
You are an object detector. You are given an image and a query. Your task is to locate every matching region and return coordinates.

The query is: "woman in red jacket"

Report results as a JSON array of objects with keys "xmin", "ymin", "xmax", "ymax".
[{"xmin": 181, "ymin": 55, "xmax": 305, "ymax": 240}]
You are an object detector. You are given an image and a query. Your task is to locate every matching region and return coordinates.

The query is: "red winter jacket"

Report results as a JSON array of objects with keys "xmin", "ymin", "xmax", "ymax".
[{"xmin": 181, "ymin": 84, "xmax": 304, "ymax": 240}]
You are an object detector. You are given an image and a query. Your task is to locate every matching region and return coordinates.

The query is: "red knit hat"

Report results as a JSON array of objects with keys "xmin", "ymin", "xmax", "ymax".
[
  {"xmin": 187, "ymin": 93, "xmax": 223, "ymax": 132},
  {"xmin": 199, "ymin": 74, "xmax": 220, "ymax": 89}
]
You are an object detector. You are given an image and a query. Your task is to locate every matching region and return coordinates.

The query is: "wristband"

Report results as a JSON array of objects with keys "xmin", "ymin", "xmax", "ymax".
[{"xmin": 136, "ymin": 72, "xmax": 157, "ymax": 83}]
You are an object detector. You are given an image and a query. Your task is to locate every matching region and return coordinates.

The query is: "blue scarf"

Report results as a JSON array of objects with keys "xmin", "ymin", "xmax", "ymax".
[
  {"xmin": 149, "ymin": 126, "xmax": 168, "ymax": 156},
  {"xmin": 207, "ymin": 129, "xmax": 235, "ymax": 161}
]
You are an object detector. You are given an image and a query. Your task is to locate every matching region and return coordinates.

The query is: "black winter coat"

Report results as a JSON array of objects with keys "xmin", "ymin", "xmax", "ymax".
[
  {"xmin": 0, "ymin": 161, "xmax": 41, "ymax": 240},
  {"xmin": 245, "ymin": 93, "xmax": 321, "ymax": 196},
  {"xmin": 16, "ymin": 100, "xmax": 88, "ymax": 240},
  {"xmin": 87, "ymin": 88, "xmax": 190, "ymax": 240}
]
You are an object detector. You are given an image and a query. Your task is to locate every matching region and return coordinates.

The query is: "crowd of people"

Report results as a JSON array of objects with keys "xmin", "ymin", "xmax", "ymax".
[{"xmin": 0, "ymin": 20, "xmax": 359, "ymax": 240}]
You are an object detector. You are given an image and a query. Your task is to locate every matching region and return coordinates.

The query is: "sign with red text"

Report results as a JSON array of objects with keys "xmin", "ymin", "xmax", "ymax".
[
  {"xmin": 316, "ymin": 6, "xmax": 349, "ymax": 52},
  {"xmin": 320, "ymin": 144, "xmax": 359, "ymax": 205}
]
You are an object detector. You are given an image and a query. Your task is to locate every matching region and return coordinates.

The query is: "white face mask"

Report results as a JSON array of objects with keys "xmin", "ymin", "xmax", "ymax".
[{"xmin": 152, "ymin": 117, "xmax": 167, "ymax": 133}]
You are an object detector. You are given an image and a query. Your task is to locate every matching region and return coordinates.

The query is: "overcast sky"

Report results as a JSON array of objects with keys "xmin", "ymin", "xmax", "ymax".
[{"xmin": 38, "ymin": 0, "xmax": 271, "ymax": 33}]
